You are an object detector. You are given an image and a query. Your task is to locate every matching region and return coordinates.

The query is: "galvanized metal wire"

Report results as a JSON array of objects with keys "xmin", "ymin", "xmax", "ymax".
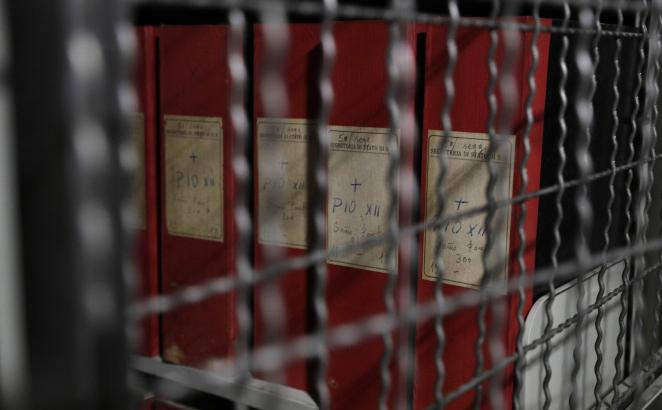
[
  {"xmin": 228, "ymin": 8, "xmax": 252, "ymax": 410},
  {"xmin": 310, "ymin": 1, "xmax": 336, "ymax": 409},
  {"xmin": 432, "ymin": 1, "xmax": 459, "ymax": 408},
  {"xmin": 7, "ymin": 0, "xmax": 662, "ymax": 409}
]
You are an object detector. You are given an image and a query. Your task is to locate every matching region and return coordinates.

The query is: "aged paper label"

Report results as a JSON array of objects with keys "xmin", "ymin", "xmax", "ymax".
[
  {"xmin": 257, "ymin": 118, "xmax": 313, "ymax": 249},
  {"xmin": 130, "ymin": 112, "xmax": 146, "ymax": 230},
  {"xmin": 165, "ymin": 115, "xmax": 223, "ymax": 241},
  {"xmin": 327, "ymin": 126, "xmax": 397, "ymax": 273},
  {"xmin": 422, "ymin": 131, "xmax": 514, "ymax": 289}
]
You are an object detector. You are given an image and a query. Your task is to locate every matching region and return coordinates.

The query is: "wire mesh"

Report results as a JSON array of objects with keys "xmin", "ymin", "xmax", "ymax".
[
  {"xmin": 4, "ymin": 0, "xmax": 662, "ymax": 409},
  {"xmin": 128, "ymin": 1, "xmax": 662, "ymax": 408}
]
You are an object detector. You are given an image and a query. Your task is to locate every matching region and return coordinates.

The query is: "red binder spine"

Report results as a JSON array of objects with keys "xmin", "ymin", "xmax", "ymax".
[
  {"xmin": 158, "ymin": 25, "xmax": 237, "ymax": 366},
  {"xmin": 325, "ymin": 22, "xmax": 417, "ymax": 410},
  {"xmin": 253, "ymin": 22, "xmax": 418, "ymax": 409},
  {"xmin": 414, "ymin": 19, "xmax": 550, "ymax": 409},
  {"xmin": 253, "ymin": 23, "xmax": 321, "ymax": 391},
  {"xmin": 134, "ymin": 25, "xmax": 160, "ymax": 357}
]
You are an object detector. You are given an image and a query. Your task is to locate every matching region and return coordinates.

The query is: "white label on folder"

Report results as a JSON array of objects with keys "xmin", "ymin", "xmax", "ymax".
[
  {"xmin": 327, "ymin": 125, "xmax": 398, "ymax": 273},
  {"xmin": 164, "ymin": 115, "xmax": 223, "ymax": 241},
  {"xmin": 423, "ymin": 131, "xmax": 514, "ymax": 289},
  {"xmin": 257, "ymin": 118, "xmax": 313, "ymax": 249},
  {"xmin": 130, "ymin": 112, "xmax": 146, "ymax": 230}
]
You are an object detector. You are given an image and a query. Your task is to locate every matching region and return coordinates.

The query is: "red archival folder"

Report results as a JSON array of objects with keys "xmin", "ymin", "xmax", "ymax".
[
  {"xmin": 159, "ymin": 25, "xmax": 237, "ymax": 366},
  {"xmin": 252, "ymin": 23, "xmax": 319, "ymax": 391},
  {"xmin": 414, "ymin": 19, "xmax": 550, "ymax": 409},
  {"xmin": 326, "ymin": 22, "xmax": 419, "ymax": 410},
  {"xmin": 134, "ymin": 25, "xmax": 160, "ymax": 357},
  {"xmin": 253, "ymin": 21, "xmax": 419, "ymax": 409}
]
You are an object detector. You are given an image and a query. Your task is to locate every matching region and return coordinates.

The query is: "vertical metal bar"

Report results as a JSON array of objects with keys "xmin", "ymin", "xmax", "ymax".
[
  {"xmin": 256, "ymin": 2, "xmax": 289, "ymax": 389},
  {"xmin": 632, "ymin": 1, "xmax": 661, "ymax": 406},
  {"xmin": 0, "ymin": 0, "xmax": 26, "ymax": 407},
  {"xmin": 542, "ymin": 3, "xmax": 570, "ymax": 409},
  {"xmin": 310, "ymin": 0, "xmax": 336, "ymax": 408},
  {"xmin": 654, "ymin": 9, "xmax": 662, "ymax": 367},
  {"xmin": 641, "ymin": 5, "xmax": 662, "ymax": 358},
  {"xmin": 486, "ymin": 2, "xmax": 520, "ymax": 408},
  {"xmin": 116, "ymin": 4, "xmax": 143, "ymax": 407},
  {"xmin": 473, "ymin": 0, "xmax": 500, "ymax": 407},
  {"xmin": 569, "ymin": 4, "xmax": 597, "ymax": 409},
  {"xmin": 378, "ymin": 0, "xmax": 416, "ymax": 410},
  {"xmin": 77, "ymin": 0, "xmax": 131, "ymax": 405},
  {"xmin": 15, "ymin": 1, "xmax": 83, "ymax": 407},
  {"xmin": 9, "ymin": 0, "xmax": 130, "ymax": 406},
  {"xmin": 595, "ymin": 0, "xmax": 623, "ymax": 407},
  {"xmin": 613, "ymin": 3, "xmax": 649, "ymax": 405},
  {"xmin": 513, "ymin": 0, "xmax": 542, "ymax": 408},
  {"xmin": 395, "ymin": 8, "xmax": 417, "ymax": 410},
  {"xmin": 432, "ymin": 1, "xmax": 459, "ymax": 408},
  {"xmin": 652, "ymin": 12, "xmax": 662, "ymax": 357},
  {"xmin": 585, "ymin": 1, "xmax": 607, "ymax": 408},
  {"xmin": 612, "ymin": 0, "xmax": 647, "ymax": 403},
  {"xmin": 379, "ymin": 0, "xmax": 408, "ymax": 407},
  {"xmin": 228, "ymin": 8, "xmax": 251, "ymax": 409}
]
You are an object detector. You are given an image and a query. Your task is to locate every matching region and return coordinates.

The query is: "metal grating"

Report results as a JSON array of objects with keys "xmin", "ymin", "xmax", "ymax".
[{"xmin": 2, "ymin": 0, "xmax": 662, "ymax": 409}]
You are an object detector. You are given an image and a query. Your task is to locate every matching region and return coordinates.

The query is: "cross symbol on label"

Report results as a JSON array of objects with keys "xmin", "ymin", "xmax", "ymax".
[
  {"xmin": 351, "ymin": 178, "xmax": 362, "ymax": 192},
  {"xmin": 190, "ymin": 153, "xmax": 198, "ymax": 162},
  {"xmin": 454, "ymin": 197, "xmax": 469, "ymax": 211}
]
